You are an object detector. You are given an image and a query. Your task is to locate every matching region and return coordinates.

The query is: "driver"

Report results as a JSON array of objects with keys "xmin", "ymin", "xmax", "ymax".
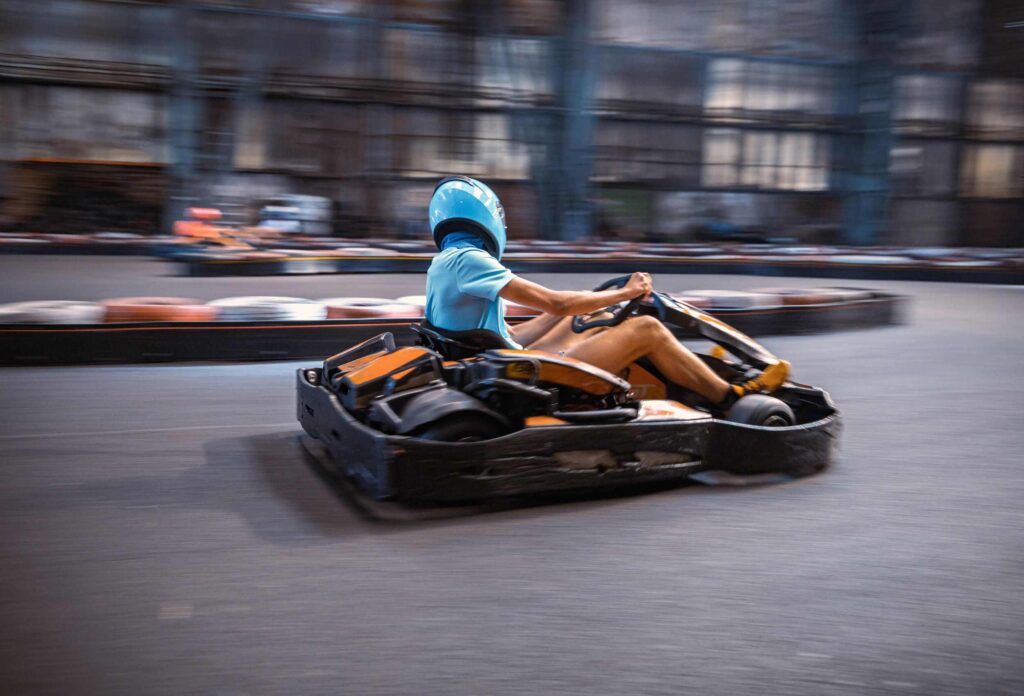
[{"xmin": 424, "ymin": 176, "xmax": 788, "ymax": 409}]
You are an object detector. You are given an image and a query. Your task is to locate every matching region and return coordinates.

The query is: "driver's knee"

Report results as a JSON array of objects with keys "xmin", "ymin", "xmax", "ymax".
[{"xmin": 625, "ymin": 314, "xmax": 663, "ymax": 338}]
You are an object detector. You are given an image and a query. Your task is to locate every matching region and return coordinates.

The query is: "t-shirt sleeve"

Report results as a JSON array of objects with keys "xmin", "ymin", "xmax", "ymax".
[{"xmin": 454, "ymin": 249, "xmax": 515, "ymax": 301}]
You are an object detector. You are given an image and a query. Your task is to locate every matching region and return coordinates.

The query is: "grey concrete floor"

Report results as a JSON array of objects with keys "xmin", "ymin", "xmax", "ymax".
[{"xmin": 1, "ymin": 256, "xmax": 1023, "ymax": 694}]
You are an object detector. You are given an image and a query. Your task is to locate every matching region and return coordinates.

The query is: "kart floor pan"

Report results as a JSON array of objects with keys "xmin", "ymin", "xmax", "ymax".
[{"xmin": 297, "ymin": 371, "xmax": 842, "ymax": 505}]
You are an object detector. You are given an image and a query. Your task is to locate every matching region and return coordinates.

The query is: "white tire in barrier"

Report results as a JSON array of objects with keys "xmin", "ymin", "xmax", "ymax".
[
  {"xmin": 208, "ymin": 296, "xmax": 327, "ymax": 322},
  {"xmin": 831, "ymin": 255, "xmax": 914, "ymax": 265},
  {"xmin": 750, "ymin": 287, "xmax": 851, "ymax": 306},
  {"xmin": 667, "ymin": 294, "xmax": 713, "ymax": 310},
  {"xmin": 0, "ymin": 300, "xmax": 105, "ymax": 324},
  {"xmin": 0, "ymin": 237, "xmax": 49, "ymax": 246},
  {"xmin": 929, "ymin": 259, "xmax": 1000, "ymax": 268},
  {"xmin": 817, "ymin": 287, "xmax": 875, "ymax": 302},
  {"xmin": 396, "ymin": 295, "xmax": 428, "ymax": 309},
  {"xmin": 330, "ymin": 247, "xmax": 400, "ymax": 256},
  {"xmin": 684, "ymin": 290, "xmax": 781, "ymax": 309},
  {"xmin": 320, "ymin": 297, "xmax": 422, "ymax": 319},
  {"xmin": 91, "ymin": 232, "xmax": 143, "ymax": 241}
]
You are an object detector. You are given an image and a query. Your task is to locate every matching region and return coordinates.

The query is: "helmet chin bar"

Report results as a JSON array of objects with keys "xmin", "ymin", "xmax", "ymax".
[{"xmin": 433, "ymin": 220, "xmax": 500, "ymax": 259}]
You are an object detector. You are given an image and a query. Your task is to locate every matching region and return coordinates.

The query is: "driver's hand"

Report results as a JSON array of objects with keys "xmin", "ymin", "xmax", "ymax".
[{"xmin": 625, "ymin": 272, "xmax": 653, "ymax": 299}]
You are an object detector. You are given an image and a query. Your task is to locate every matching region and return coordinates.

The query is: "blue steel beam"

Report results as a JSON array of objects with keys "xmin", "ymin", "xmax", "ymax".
[
  {"xmin": 164, "ymin": 0, "xmax": 202, "ymax": 233},
  {"xmin": 556, "ymin": 0, "xmax": 597, "ymax": 240},
  {"xmin": 840, "ymin": 0, "xmax": 908, "ymax": 245}
]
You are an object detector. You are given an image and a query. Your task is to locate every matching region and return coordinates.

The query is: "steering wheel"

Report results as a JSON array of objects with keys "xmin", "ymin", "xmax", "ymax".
[{"xmin": 571, "ymin": 275, "xmax": 645, "ymax": 333}]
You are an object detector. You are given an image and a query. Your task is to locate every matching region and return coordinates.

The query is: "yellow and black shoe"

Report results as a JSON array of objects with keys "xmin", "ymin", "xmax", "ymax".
[
  {"xmin": 716, "ymin": 360, "xmax": 790, "ymax": 414},
  {"xmin": 730, "ymin": 360, "xmax": 790, "ymax": 400}
]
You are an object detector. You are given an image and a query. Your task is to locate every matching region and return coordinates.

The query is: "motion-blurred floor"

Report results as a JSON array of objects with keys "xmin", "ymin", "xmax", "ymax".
[{"xmin": 1, "ymin": 261, "xmax": 1023, "ymax": 694}]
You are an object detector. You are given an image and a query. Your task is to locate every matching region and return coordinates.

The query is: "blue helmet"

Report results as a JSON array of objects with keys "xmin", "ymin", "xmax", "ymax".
[{"xmin": 429, "ymin": 175, "xmax": 507, "ymax": 260}]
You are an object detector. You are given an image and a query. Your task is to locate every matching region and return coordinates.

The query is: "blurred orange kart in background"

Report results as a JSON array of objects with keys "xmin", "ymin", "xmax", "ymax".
[
  {"xmin": 297, "ymin": 277, "xmax": 841, "ymax": 505},
  {"xmin": 173, "ymin": 207, "xmax": 274, "ymax": 249}
]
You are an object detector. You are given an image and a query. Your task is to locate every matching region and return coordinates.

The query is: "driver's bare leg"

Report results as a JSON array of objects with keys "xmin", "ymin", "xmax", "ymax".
[
  {"xmin": 525, "ymin": 313, "xmax": 612, "ymax": 353},
  {"xmin": 508, "ymin": 312, "xmax": 562, "ymax": 346},
  {"xmin": 564, "ymin": 315, "xmax": 731, "ymax": 402}
]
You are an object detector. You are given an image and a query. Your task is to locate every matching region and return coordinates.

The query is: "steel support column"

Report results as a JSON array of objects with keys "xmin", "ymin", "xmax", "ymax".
[
  {"xmin": 840, "ymin": 0, "xmax": 907, "ymax": 245},
  {"xmin": 164, "ymin": 0, "xmax": 202, "ymax": 234},
  {"xmin": 555, "ymin": 0, "xmax": 597, "ymax": 240}
]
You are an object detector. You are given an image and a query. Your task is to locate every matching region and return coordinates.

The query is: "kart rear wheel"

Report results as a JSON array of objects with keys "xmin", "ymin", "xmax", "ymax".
[
  {"xmin": 727, "ymin": 395, "xmax": 795, "ymax": 427},
  {"xmin": 413, "ymin": 413, "xmax": 508, "ymax": 442}
]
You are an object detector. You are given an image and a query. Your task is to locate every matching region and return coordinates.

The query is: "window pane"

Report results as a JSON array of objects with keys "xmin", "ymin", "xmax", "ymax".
[
  {"xmin": 702, "ymin": 129, "xmax": 739, "ymax": 186},
  {"xmin": 967, "ymin": 81, "xmax": 1024, "ymax": 139},
  {"xmin": 706, "ymin": 59, "xmax": 745, "ymax": 112},
  {"xmin": 961, "ymin": 145, "xmax": 1022, "ymax": 198}
]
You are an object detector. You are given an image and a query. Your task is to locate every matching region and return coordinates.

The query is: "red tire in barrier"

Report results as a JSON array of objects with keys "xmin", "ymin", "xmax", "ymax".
[
  {"xmin": 320, "ymin": 297, "xmax": 423, "ymax": 319},
  {"xmin": 102, "ymin": 297, "xmax": 219, "ymax": 323}
]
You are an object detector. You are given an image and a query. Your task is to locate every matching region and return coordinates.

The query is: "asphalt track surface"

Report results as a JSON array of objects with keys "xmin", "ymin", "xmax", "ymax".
[{"xmin": 2, "ymin": 256, "xmax": 1023, "ymax": 695}]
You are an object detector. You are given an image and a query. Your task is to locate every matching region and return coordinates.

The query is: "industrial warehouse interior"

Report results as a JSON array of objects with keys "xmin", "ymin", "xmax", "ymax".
[{"xmin": 0, "ymin": 2, "xmax": 1022, "ymax": 695}]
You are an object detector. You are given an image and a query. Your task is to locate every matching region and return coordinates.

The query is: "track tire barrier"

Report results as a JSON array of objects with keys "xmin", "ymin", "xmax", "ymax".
[
  {"xmin": 207, "ymin": 296, "xmax": 327, "ymax": 322},
  {"xmin": 0, "ymin": 290, "xmax": 906, "ymax": 365},
  {"xmin": 750, "ymin": 287, "xmax": 855, "ymax": 306},
  {"xmin": 320, "ymin": 297, "xmax": 423, "ymax": 319},
  {"xmin": 815, "ymin": 287, "xmax": 875, "ymax": 302},
  {"xmin": 684, "ymin": 290, "xmax": 781, "ymax": 309},
  {"xmin": 0, "ymin": 300, "xmax": 105, "ymax": 324},
  {"xmin": 102, "ymin": 297, "xmax": 218, "ymax": 323},
  {"xmin": 396, "ymin": 295, "xmax": 427, "ymax": 308},
  {"xmin": 668, "ymin": 294, "xmax": 713, "ymax": 309}
]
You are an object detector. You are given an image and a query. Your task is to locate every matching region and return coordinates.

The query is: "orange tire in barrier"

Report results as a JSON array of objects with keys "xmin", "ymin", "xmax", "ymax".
[
  {"xmin": 320, "ymin": 297, "xmax": 423, "ymax": 319},
  {"xmin": 187, "ymin": 207, "xmax": 223, "ymax": 221},
  {"xmin": 102, "ymin": 297, "xmax": 219, "ymax": 323}
]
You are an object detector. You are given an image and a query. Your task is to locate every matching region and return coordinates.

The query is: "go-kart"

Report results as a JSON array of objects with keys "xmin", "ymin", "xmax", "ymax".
[{"xmin": 296, "ymin": 276, "xmax": 841, "ymax": 504}]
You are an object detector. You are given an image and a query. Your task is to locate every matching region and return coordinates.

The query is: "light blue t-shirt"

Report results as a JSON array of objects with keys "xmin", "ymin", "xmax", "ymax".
[{"xmin": 425, "ymin": 232, "xmax": 521, "ymax": 349}]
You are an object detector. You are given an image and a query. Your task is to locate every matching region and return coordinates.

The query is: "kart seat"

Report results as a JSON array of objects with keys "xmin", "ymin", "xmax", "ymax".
[{"xmin": 412, "ymin": 320, "xmax": 511, "ymax": 360}]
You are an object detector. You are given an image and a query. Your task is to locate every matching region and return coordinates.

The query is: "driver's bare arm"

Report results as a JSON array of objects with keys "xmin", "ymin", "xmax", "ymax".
[{"xmin": 499, "ymin": 273, "xmax": 651, "ymax": 316}]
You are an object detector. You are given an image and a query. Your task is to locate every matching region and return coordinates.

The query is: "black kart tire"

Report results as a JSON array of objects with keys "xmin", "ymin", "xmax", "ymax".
[
  {"xmin": 413, "ymin": 413, "xmax": 508, "ymax": 442},
  {"xmin": 727, "ymin": 395, "xmax": 796, "ymax": 427}
]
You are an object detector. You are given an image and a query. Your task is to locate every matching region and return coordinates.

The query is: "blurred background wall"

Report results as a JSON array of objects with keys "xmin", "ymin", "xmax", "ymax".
[{"xmin": 0, "ymin": 0, "xmax": 1020, "ymax": 245}]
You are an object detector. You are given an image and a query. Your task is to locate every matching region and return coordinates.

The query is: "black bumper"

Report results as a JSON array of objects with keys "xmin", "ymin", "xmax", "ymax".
[{"xmin": 296, "ymin": 370, "xmax": 842, "ymax": 504}]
